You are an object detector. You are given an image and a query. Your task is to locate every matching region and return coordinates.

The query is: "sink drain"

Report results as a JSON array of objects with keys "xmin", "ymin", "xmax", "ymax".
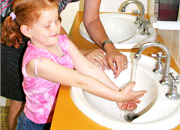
[{"xmin": 124, "ymin": 112, "xmax": 139, "ymax": 122}]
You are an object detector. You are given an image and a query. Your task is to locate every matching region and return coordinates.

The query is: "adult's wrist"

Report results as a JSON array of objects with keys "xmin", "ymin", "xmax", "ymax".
[
  {"xmin": 103, "ymin": 41, "xmax": 117, "ymax": 53},
  {"xmin": 102, "ymin": 39, "xmax": 113, "ymax": 52}
]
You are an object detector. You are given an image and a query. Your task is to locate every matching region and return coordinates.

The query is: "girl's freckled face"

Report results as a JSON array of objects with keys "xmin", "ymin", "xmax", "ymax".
[{"xmin": 29, "ymin": 8, "xmax": 61, "ymax": 47}]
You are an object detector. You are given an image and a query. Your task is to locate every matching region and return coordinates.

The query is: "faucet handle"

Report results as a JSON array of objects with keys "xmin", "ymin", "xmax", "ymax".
[
  {"xmin": 152, "ymin": 52, "xmax": 166, "ymax": 60},
  {"xmin": 174, "ymin": 75, "xmax": 180, "ymax": 84},
  {"xmin": 144, "ymin": 19, "xmax": 151, "ymax": 25},
  {"xmin": 164, "ymin": 73, "xmax": 180, "ymax": 86},
  {"xmin": 152, "ymin": 52, "xmax": 166, "ymax": 74},
  {"xmin": 165, "ymin": 73, "xmax": 180, "ymax": 100},
  {"xmin": 133, "ymin": 10, "xmax": 141, "ymax": 25},
  {"xmin": 133, "ymin": 10, "xmax": 141, "ymax": 15},
  {"xmin": 141, "ymin": 19, "xmax": 151, "ymax": 35}
]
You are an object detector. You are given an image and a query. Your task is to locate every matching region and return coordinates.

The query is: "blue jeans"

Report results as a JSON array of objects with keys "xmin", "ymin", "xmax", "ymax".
[{"xmin": 16, "ymin": 112, "xmax": 51, "ymax": 130}]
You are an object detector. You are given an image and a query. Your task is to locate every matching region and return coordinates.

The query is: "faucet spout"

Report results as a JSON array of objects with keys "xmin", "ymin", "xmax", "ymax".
[
  {"xmin": 135, "ymin": 42, "xmax": 171, "ymax": 83},
  {"xmin": 119, "ymin": 0, "xmax": 145, "ymax": 20}
]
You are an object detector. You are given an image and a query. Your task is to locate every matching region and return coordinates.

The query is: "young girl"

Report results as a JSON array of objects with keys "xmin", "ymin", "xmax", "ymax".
[
  {"xmin": 1, "ymin": 0, "xmax": 146, "ymax": 129},
  {"xmin": 1, "ymin": 0, "xmax": 106, "ymax": 129}
]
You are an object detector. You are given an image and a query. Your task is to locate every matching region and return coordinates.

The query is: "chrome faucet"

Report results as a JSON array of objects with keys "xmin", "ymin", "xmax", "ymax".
[
  {"xmin": 134, "ymin": 41, "xmax": 180, "ymax": 100},
  {"xmin": 119, "ymin": 0, "xmax": 150, "ymax": 35},
  {"xmin": 119, "ymin": 0, "xmax": 145, "ymax": 27}
]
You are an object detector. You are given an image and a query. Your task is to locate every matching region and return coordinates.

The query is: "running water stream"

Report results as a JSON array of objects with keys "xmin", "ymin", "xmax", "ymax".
[
  {"xmin": 123, "ymin": 58, "xmax": 139, "ymax": 122},
  {"xmin": 131, "ymin": 58, "xmax": 139, "ymax": 82}
]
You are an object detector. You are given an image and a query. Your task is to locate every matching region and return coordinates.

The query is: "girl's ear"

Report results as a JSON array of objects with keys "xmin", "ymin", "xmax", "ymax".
[{"xmin": 20, "ymin": 25, "xmax": 32, "ymax": 38}]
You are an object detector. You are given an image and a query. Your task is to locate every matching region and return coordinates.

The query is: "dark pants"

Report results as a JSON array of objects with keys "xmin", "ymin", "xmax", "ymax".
[{"xmin": 16, "ymin": 112, "xmax": 51, "ymax": 130}]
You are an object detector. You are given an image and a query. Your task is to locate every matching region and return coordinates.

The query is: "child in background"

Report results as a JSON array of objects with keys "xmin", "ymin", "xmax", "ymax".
[{"xmin": 1, "ymin": 0, "xmax": 146, "ymax": 129}]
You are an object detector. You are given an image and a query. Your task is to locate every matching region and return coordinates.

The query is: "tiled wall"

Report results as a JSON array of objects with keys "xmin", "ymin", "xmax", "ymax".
[{"xmin": 158, "ymin": 30, "xmax": 180, "ymax": 69}]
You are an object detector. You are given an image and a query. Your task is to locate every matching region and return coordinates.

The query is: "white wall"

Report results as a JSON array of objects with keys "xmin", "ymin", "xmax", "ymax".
[
  {"xmin": 60, "ymin": 1, "xmax": 80, "ymax": 34},
  {"xmin": 100, "ymin": 0, "xmax": 147, "ymax": 13},
  {"xmin": 80, "ymin": 0, "xmax": 147, "ymax": 13}
]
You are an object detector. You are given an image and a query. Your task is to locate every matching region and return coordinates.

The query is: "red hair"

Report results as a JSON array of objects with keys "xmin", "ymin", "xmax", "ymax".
[{"xmin": 1, "ymin": 0, "xmax": 59, "ymax": 48}]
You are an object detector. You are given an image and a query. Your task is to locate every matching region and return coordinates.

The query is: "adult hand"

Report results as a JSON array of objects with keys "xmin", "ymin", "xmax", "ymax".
[
  {"xmin": 106, "ymin": 48, "xmax": 128, "ymax": 78},
  {"xmin": 82, "ymin": 49, "xmax": 109, "ymax": 70}
]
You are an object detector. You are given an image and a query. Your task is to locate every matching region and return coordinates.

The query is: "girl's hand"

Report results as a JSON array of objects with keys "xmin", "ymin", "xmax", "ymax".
[
  {"xmin": 118, "ymin": 82, "xmax": 146, "ymax": 103},
  {"xmin": 82, "ymin": 49, "xmax": 109, "ymax": 70},
  {"xmin": 116, "ymin": 100, "xmax": 141, "ymax": 111}
]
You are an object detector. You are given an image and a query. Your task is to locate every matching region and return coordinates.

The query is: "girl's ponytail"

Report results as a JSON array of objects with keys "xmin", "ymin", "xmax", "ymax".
[{"xmin": 1, "ymin": 14, "xmax": 22, "ymax": 49}]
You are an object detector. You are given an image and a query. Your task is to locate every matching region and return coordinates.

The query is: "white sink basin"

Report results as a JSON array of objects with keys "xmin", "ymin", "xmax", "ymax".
[
  {"xmin": 79, "ymin": 13, "xmax": 157, "ymax": 49},
  {"xmin": 70, "ymin": 52, "xmax": 180, "ymax": 130}
]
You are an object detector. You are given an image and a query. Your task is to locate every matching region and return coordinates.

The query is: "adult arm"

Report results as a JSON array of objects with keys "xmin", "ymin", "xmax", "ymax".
[{"xmin": 83, "ymin": 0, "xmax": 128, "ymax": 78}]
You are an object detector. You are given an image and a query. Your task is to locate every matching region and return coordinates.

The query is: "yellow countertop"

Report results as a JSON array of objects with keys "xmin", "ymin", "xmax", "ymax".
[{"xmin": 51, "ymin": 11, "xmax": 180, "ymax": 130}]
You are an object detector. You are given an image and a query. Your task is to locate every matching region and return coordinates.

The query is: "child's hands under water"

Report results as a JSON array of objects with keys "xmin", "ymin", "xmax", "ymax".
[
  {"xmin": 116, "ymin": 82, "xmax": 146, "ymax": 111},
  {"xmin": 116, "ymin": 100, "xmax": 140, "ymax": 111}
]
